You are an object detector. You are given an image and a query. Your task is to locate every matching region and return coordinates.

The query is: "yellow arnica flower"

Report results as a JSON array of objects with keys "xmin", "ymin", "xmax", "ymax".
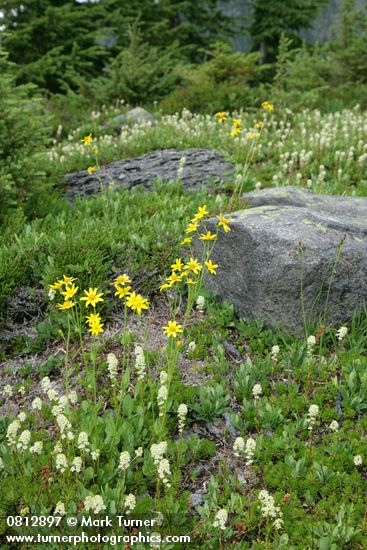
[
  {"xmin": 171, "ymin": 258, "xmax": 183, "ymax": 272},
  {"xmin": 88, "ymin": 322, "xmax": 104, "ymax": 335},
  {"xmin": 81, "ymin": 133, "xmax": 93, "ymax": 145},
  {"xmin": 62, "ymin": 275, "xmax": 77, "ymax": 285},
  {"xmin": 192, "ymin": 205, "xmax": 208, "ymax": 222},
  {"xmin": 232, "ymin": 118, "xmax": 242, "ymax": 128},
  {"xmin": 86, "ymin": 312, "xmax": 102, "ymax": 326},
  {"xmin": 215, "ymin": 112, "xmax": 228, "ymax": 123},
  {"xmin": 57, "ymin": 301, "xmax": 76, "ymax": 310},
  {"xmin": 180, "ymin": 237, "xmax": 192, "ymax": 246},
  {"xmin": 159, "ymin": 282, "xmax": 171, "ymax": 292},
  {"xmin": 205, "ymin": 260, "xmax": 218, "ymax": 275},
  {"xmin": 199, "ymin": 231, "xmax": 217, "ymax": 241},
  {"xmin": 218, "ymin": 213, "xmax": 231, "ymax": 233},
  {"xmin": 167, "ymin": 272, "xmax": 182, "ymax": 286},
  {"xmin": 261, "ymin": 101, "xmax": 274, "ymax": 112},
  {"xmin": 61, "ymin": 283, "xmax": 78, "ymax": 300},
  {"xmin": 80, "ymin": 287, "xmax": 104, "ymax": 308},
  {"xmin": 186, "ymin": 278, "xmax": 196, "ymax": 285},
  {"xmin": 48, "ymin": 280, "xmax": 64, "ymax": 290},
  {"xmin": 163, "ymin": 320, "xmax": 183, "ymax": 338},
  {"xmin": 126, "ymin": 292, "xmax": 149, "ymax": 315},
  {"xmin": 184, "ymin": 258, "xmax": 202, "ymax": 275},
  {"xmin": 113, "ymin": 274, "xmax": 131, "ymax": 286},
  {"xmin": 115, "ymin": 285, "xmax": 131, "ymax": 299},
  {"xmin": 231, "ymin": 128, "xmax": 241, "ymax": 138},
  {"xmin": 254, "ymin": 120, "xmax": 263, "ymax": 129},
  {"xmin": 87, "ymin": 165, "xmax": 97, "ymax": 174},
  {"xmin": 185, "ymin": 222, "xmax": 199, "ymax": 234}
]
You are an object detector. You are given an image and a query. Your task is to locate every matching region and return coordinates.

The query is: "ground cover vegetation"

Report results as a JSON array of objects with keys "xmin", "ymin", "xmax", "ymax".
[{"xmin": 1, "ymin": 0, "xmax": 367, "ymax": 548}]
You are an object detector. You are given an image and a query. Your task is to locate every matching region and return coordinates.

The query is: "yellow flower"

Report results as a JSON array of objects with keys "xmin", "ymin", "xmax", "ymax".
[
  {"xmin": 185, "ymin": 222, "xmax": 199, "ymax": 234},
  {"xmin": 126, "ymin": 292, "xmax": 149, "ymax": 315},
  {"xmin": 87, "ymin": 165, "xmax": 97, "ymax": 174},
  {"xmin": 88, "ymin": 322, "xmax": 104, "ymax": 336},
  {"xmin": 184, "ymin": 258, "xmax": 202, "ymax": 275},
  {"xmin": 80, "ymin": 287, "xmax": 104, "ymax": 308},
  {"xmin": 186, "ymin": 278, "xmax": 196, "ymax": 285},
  {"xmin": 81, "ymin": 134, "xmax": 93, "ymax": 145},
  {"xmin": 199, "ymin": 231, "xmax": 217, "ymax": 241},
  {"xmin": 218, "ymin": 213, "xmax": 231, "ymax": 233},
  {"xmin": 261, "ymin": 101, "xmax": 274, "ymax": 112},
  {"xmin": 246, "ymin": 131, "xmax": 260, "ymax": 140},
  {"xmin": 215, "ymin": 111, "xmax": 228, "ymax": 123},
  {"xmin": 56, "ymin": 301, "xmax": 76, "ymax": 310},
  {"xmin": 205, "ymin": 260, "xmax": 218, "ymax": 275},
  {"xmin": 167, "ymin": 272, "xmax": 182, "ymax": 286},
  {"xmin": 48, "ymin": 280, "xmax": 64, "ymax": 290},
  {"xmin": 113, "ymin": 274, "xmax": 131, "ymax": 286},
  {"xmin": 254, "ymin": 120, "xmax": 263, "ymax": 129},
  {"xmin": 191, "ymin": 205, "xmax": 209, "ymax": 222},
  {"xmin": 86, "ymin": 312, "xmax": 102, "ymax": 326},
  {"xmin": 232, "ymin": 118, "xmax": 242, "ymax": 128},
  {"xmin": 114, "ymin": 285, "xmax": 132, "ymax": 299},
  {"xmin": 163, "ymin": 320, "xmax": 183, "ymax": 338},
  {"xmin": 171, "ymin": 258, "xmax": 183, "ymax": 272},
  {"xmin": 159, "ymin": 282, "xmax": 171, "ymax": 292},
  {"xmin": 61, "ymin": 283, "xmax": 78, "ymax": 300},
  {"xmin": 62, "ymin": 275, "xmax": 77, "ymax": 285},
  {"xmin": 180, "ymin": 237, "xmax": 192, "ymax": 246},
  {"xmin": 230, "ymin": 127, "xmax": 241, "ymax": 138}
]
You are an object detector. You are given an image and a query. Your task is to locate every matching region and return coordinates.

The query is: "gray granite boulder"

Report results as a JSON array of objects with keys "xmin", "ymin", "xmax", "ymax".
[
  {"xmin": 198, "ymin": 186, "xmax": 367, "ymax": 333},
  {"xmin": 64, "ymin": 148, "xmax": 234, "ymax": 200},
  {"xmin": 108, "ymin": 107, "xmax": 156, "ymax": 130}
]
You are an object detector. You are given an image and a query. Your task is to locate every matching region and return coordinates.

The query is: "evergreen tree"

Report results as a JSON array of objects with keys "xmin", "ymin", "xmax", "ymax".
[
  {"xmin": 248, "ymin": 0, "xmax": 330, "ymax": 62},
  {"xmin": 1, "ymin": 0, "xmax": 233, "ymax": 93}
]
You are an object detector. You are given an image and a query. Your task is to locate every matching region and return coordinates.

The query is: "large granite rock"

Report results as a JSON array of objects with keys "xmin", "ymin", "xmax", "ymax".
[
  {"xmin": 65, "ymin": 148, "xmax": 234, "ymax": 200},
  {"xmin": 107, "ymin": 107, "xmax": 156, "ymax": 130},
  {"xmin": 198, "ymin": 186, "xmax": 367, "ymax": 333}
]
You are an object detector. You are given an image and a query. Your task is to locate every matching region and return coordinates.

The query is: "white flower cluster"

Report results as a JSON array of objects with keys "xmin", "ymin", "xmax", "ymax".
[
  {"xmin": 31, "ymin": 397, "xmax": 42, "ymax": 411},
  {"xmin": 7, "ymin": 420, "xmax": 21, "ymax": 446},
  {"xmin": 150, "ymin": 441, "xmax": 171, "ymax": 487},
  {"xmin": 30, "ymin": 441, "xmax": 43, "ymax": 455},
  {"xmin": 77, "ymin": 432, "xmax": 89, "ymax": 451},
  {"xmin": 213, "ymin": 508, "xmax": 228, "ymax": 530},
  {"xmin": 187, "ymin": 341, "xmax": 196, "ymax": 353},
  {"xmin": 196, "ymin": 295, "xmax": 205, "ymax": 312},
  {"xmin": 124, "ymin": 494, "xmax": 136, "ymax": 514},
  {"xmin": 307, "ymin": 335, "xmax": 316, "ymax": 355},
  {"xmin": 135, "ymin": 345, "xmax": 146, "ymax": 381},
  {"xmin": 54, "ymin": 502, "xmax": 66, "ymax": 516},
  {"xmin": 233, "ymin": 437, "xmax": 245, "ymax": 457},
  {"xmin": 107, "ymin": 353, "xmax": 118, "ymax": 385},
  {"xmin": 329, "ymin": 420, "xmax": 339, "ymax": 432},
  {"xmin": 55, "ymin": 453, "xmax": 67, "ymax": 473},
  {"xmin": 118, "ymin": 451, "xmax": 131, "ymax": 471},
  {"xmin": 252, "ymin": 384, "xmax": 262, "ymax": 400},
  {"xmin": 336, "ymin": 326, "xmax": 348, "ymax": 341},
  {"xmin": 91, "ymin": 449, "xmax": 100, "ymax": 461},
  {"xmin": 177, "ymin": 155, "xmax": 186, "ymax": 180},
  {"xmin": 17, "ymin": 430, "xmax": 31, "ymax": 451},
  {"xmin": 245, "ymin": 438, "xmax": 256, "ymax": 466},
  {"xmin": 177, "ymin": 403, "xmax": 188, "ymax": 434},
  {"xmin": 4, "ymin": 385, "xmax": 13, "ymax": 398},
  {"xmin": 270, "ymin": 345, "xmax": 280, "ymax": 362},
  {"xmin": 307, "ymin": 404, "xmax": 319, "ymax": 431},
  {"xmin": 354, "ymin": 455, "xmax": 363, "ymax": 466},
  {"xmin": 56, "ymin": 414, "xmax": 73, "ymax": 440},
  {"xmin": 84, "ymin": 495, "xmax": 106, "ymax": 514},
  {"xmin": 258, "ymin": 489, "xmax": 283, "ymax": 530},
  {"xmin": 71, "ymin": 457, "xmax": 82, "ymax": 473},
  {"xmin": 157, "ymin": 458, "xmax": 171, "ymax": 487},
  {"xmin": 157, "ymin": 372, "xmax": 168, "ymax": 417}
]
